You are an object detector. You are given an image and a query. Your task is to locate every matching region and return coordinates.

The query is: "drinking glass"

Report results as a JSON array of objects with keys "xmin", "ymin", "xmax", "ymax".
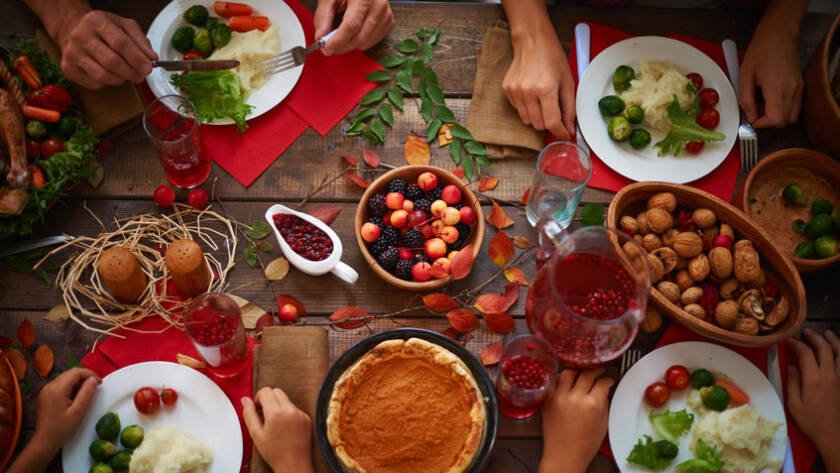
[
  {"xmin": 495, "ymin": 333, "xmax": 558, "ymax": 419},
  {"xmin": 184, "ymin": 293, "xmax": 250, "ymax": 378},
  {"xmin": 525, "ymin": 141, "xmax": 592, "ymax": 228},
  {"xmin": 143, "ymin": 95, "xmax": 211, "ymax": 189}
]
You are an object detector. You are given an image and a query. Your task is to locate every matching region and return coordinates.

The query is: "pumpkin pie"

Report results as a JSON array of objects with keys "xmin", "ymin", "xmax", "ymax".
[{"xmin": 327, "ymin": 338, "xmax": 486, "ymax": 473}]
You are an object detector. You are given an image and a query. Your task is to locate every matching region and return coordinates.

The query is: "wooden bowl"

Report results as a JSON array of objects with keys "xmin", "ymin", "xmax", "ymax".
[
  {"xmin": 739, "ymin": 148, "xmax": 840, "ymax": 273},
  {"xmin": 354, "ymin": 165, "xmax": 485, "ymax": 291},
  {"xmin": 0, "ymin": 351, "xmax": 22, "ymax": 472},
  {"xmin": 607, "ymin": 182, "xmax": 806, "ymax": 347},
  {"xmin": 804, "ymin": 15, "xmax": 840, "ymax": 158}
]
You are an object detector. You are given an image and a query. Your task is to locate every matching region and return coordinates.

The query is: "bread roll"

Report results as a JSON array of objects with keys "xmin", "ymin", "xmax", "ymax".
[
  {"xmin": 97, "ymin": 247, "xmax": 147, "ymax": 303},
  {"xmin": 165, "ymin": 239, "xmax": 211, "ymax": 298}
]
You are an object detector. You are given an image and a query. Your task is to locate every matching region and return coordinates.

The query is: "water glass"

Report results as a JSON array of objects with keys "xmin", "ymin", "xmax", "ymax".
[
  {"xmin": 525, "ymin": 141, "xmax": 592, "ymax": 228},
  {"xmin": 495, "ymin": 333, "xmax": 558, "ymax": 419},
  {"xmin": 143, "ymin": 95, "xmax": 211, "ymax": 189},
  {"xmin": 184, "ymin": 293, "xmax": 250, "ymax": 378}
]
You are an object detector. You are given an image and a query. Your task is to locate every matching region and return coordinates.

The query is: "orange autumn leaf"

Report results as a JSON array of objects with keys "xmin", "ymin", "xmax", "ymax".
[
  {"xmin": 17, "ymin": 319, "xmax": 35, "ymax": 348},
  {"xmin": 504, "ymin": 267, "xmax": 529, "ymax": 286},
  {"xmin": 445, "ymin": 308, "xmax": 479, "ymax": 333},
  {"xmin": 442, "ymin": 328, "xmax": 472, "ymax": 346},
  {"xmin": 474, "ymin": 283, "xmax": 519, "ymax": 314},
  {"xmin": 422, "ymin": 293, "xmax": 459, "ymax": 312},
  {"xmin": 362, "ymin": 149, "xmax": 380, "ymax": 168},
  {"xmin": 438, "ymin": 123, "xmax": 454, "ymax": 146},
  {"xmin": 255, "ymin": 313, "xmax": 276, "ymax": 332},
  {"xmin": 5, "ymin": 348, "xmax": 26, "ymax": 380},
  {"xmin": 488, "ymin": 231, "xmax": 514, "ymax": 267},
  {"xmin": 478, "ymin": 176, "xmax": 499, "ymax": 192},
  {"xmin": 486, "ymin": 201, "xmax": 514, "ymax": 230},
  {"xmin": 452, "ymin": 167, "xmax": 465, "ymax": 179},
  {"xmin": 308, "ymin": 204, "xmax": 341, "ymax": 225},
  {"xmin": 512, "ymin": 235, "xmax": 532, "ymax": 249},
  {"xmin": 344, "ymin": 171, "xmax": 368, "ymax": 189},
  {"xmin": 341, "ymin": 154, "xmax": 358, "ymax": 166},
  {"xmin": 404, "ymin": 135, "xmax": 430, "ymax": 165},
  {"xmin": 33, "ymin": 344, "xmax": 54, "ymax": 377},
  {"xmin": 484, "ymin": 312, "xmax": 516, "ymax": 334},
  {"xmin": 480, "ymin": 341, "xmax": 503, "ymax": 366},
  {"xmin": 520, "ymin": 187, "xmax": 531, "ymax": 205},
  {"xmin": 330, "ymin": 306, "xmax": 371, "ymax": 329},
  {"xmin": 449, "ymin": 244, "xmax": 475, "ymax": 280}
]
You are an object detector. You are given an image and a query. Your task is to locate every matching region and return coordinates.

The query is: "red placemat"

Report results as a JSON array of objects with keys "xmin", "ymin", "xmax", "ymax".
[{"xmin": 557, "ymin": 22, "xmax": 741, "ymax": 202}]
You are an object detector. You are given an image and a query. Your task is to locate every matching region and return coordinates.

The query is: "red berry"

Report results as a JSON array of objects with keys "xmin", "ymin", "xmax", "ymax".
[
  {"xmin": 278, "ymin": 303, "xmax": 299, "ymax": 323},
  {"xmin": 188, "ymin": 188, "xmax": 209, "ymax": 210},
  {"xmin": 153, "ymin": 185, "xmax": 176, "ymax": 207},
  {"xmin": 502, "ymin": 355, "xmax": 547, "ymax": 390}
]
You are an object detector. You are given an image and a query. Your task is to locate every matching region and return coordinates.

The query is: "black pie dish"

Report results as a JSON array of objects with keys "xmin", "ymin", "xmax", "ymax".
[{"xmin": 315, "ymin": 328, "xmax": 499, "ymax": 473}]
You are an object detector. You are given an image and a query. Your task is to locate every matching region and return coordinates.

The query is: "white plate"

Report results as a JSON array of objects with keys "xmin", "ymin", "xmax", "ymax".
[
  {"xmin": 146, "ymin": 0, "xmax": 306, "ymax": 125},
  {"xmin": 62, "ymin": 361, "xmax": 242, "ymax": 472},
  {"xmin": 609, "ymin": 342, "xmax": 786, "ymax": 473},
  {"xmin": 576, "ymin": 36, "xmax": 739, "ymax": 183}
]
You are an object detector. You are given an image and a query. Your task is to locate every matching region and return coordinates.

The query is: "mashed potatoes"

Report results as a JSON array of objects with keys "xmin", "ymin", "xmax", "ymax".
[
  {"xmin": 618, "ymin": 60, "xmax": 694, "ymax": 133},
  {"xmin": 129, "ymin": 427, "xmax": 213, "ymax": 473},
  {"xmin": 209, "ymin": 26, "xmax": 281, "ymax": 93}
]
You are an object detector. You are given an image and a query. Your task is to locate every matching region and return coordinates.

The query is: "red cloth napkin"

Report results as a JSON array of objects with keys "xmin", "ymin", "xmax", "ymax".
[
  {"xmin": 559, "ymin": 23, "xmax": 740, "ymax": 201},
  {"xmin": 598, "ymin": 323, "xmax": 818, "ymax": 473},
  {"xmin": 82, "ymin": 317, "xmax": 256, "ymax": 468}
]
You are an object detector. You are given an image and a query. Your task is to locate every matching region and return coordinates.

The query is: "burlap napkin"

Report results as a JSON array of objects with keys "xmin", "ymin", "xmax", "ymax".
[
  {"xmin": 251, "ymin": 326, "xmax": 330, "ymax": 473},
  {"xmin": 466, "ymin": 21, "xmax": 545, "ymax": 159}
]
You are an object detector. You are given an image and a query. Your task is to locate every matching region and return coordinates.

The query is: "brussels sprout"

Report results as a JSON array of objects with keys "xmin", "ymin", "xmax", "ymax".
[
  {"xmin": 806, "ymin": 213, "xmax": 833, "ymax": 239},
  {"xmin": 90, "ymin": 463, "xmax": 114, "ymax": 473},
  {"xmin": 598, "ymin": 95, "xmax": 625, "ymax": 116},
  {"xmin": 110, "ymin": 450, "xmax": 132, "ymax": 472},
  {"xmin": 57, "ymin": 116, "xmax": 76, "ymax": 140},
  {"xmin": 120, "ymin": 425, "xmax": 144, "ymax": 449},
  {"xmin": 193, "ymin": 28, "xmax": 214, "ymax": 57},
  {"xmin": 25, "ymin": 120, "xmax": 47, "ymax": 139},
  {"xmin": 691, "ymin": 369, "xmax": 715, "ymax": 389},
  {"xmin": 607, "ymin": 116, "xmax": 632, "ymax": 142},
  {"xmin": 629, "ymin": 129, "xmax": 651, "ymax": 150},
  {"xmin": 171, "ymin": 26, "xmax": 195, "ymax": 54},
  {"xmin": 812, "ymin": 198, "xmax": 834, "ymax": 216},
  {"xmin": 613, "ymin": 65, "xmax": 635, "ymax": 93},
  {"xmin": 700, "ymin": 385, "xmax": 730, "ymax": 411},
  {"xmin": 183, "ymin": 5, "xmax": 209, "ymax": 26},
  {"xmin": 89, "ymin": 439, "xmax": 117, "ymax": 461},
  {"xmin": 210, "ymin": 23, "xmax": 231, "ymax": 49},
  {"xmin": 625, "ymin": 105, "xmax": 645, "ymax": 124},
  {"xmin": 95, "ymin": 412, "xmax": 120, "ymax": 441},
  {"xmin": 206, "ymin": 17, "xmax": 221, "ymax": 31},
  {"xmin": 794, "ymin": 241, "xmax": 816, "ymax": 259},
  {"xmin": 792, "ymin": 218, "xmax": 807, "ymax": 234},
  {"xmin": 814, "ymin": 235, "xmax": 838, "ymax": 258},
  {"xmin": 654, "ymin": 440, "xmax": 679, "ymax": 460},
  {"xmin": 782, "ymin": 183, "xmax": 806, "ymax": 206}
]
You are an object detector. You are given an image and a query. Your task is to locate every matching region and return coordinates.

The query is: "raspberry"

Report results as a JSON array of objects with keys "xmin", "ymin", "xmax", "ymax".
[
  {"xmin": 387, "ymin": 179, "xmax": 408, "ymax": 195},
  {"xmin": 394, "ymin": 259, "xmax": 413, "ymax": 280},
  {"xmin": 402, "ymin": 229, "xmax": 425, "ymax": 249},
  {"xmin": 379, "ymin": 225, "xmax": 400, "ymax": 247},
  {"xmin": 377, "ymin": 247, "xmax": 399, "ymax": 270},
  {"xmin": 406, "ymin": 183, "xmax": 424, "ymax": 201},
  {"xmin": 414, "ymin": 198, "xmax": 431, "ymax": 213},
  {"xmin": 368, "ymin": 194, "xmax": 387, "ymax": 216}
]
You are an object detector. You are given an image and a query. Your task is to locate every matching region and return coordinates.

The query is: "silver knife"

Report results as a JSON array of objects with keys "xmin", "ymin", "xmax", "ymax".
[
  {"xmin": 152, "ymin": 60, "xmax": 240, "ymax": 71},
  {"xmin": 768, "ymin": 344, "xmax": 796, "ymax": 473},
  {"xmin": 574, "ymin": 23, "xmax": 591, "ymax": 155},
  {"xmin": 0, "ymin": 235, "xmax": 73, "ymax": 258}
]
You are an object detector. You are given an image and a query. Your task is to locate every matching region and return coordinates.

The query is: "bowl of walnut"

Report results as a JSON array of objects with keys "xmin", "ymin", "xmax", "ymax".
[{"xmin": 607, "ymin": 182, "xmax": 807, "ymax": 347}]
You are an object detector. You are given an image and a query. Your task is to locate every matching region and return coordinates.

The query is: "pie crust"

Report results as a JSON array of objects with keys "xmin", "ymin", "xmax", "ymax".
[{"xmin": 327, "ymin": 338, "xmax": 486, "ymax": 473}]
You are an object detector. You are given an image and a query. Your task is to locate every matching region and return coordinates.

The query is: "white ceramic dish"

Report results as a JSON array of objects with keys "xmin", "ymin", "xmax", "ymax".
[
  {"xmin": 264, "ymin": 204, "xmax": 358, "ymax": 284},
  {"xmin": 63, "ymin": 361, "xmax": 242, "ymax": 472},
  {"xmin": 146, "ymin": 0, "xmax": 306, "ymax": 125},
  {"xmin": 609, "ymin": 342, "xmax": 786, "ymax": 473},
  {"xmin": 576, "ymin": 36, "xmax": 739, "ymax": 184}
]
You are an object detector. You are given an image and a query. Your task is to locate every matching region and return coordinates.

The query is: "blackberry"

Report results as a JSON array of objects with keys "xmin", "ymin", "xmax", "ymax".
[
  {"xmin": 426, "ymin": 185, "xmax": 442, "ymax": 201},
  {"xmin": 448, "ymin": 223, "xmax": 472, "ymax": 252},
  {"xmin": 405, "ymin": 183, "xmax": 424, "ymax": 201},
  {"xmin": 377, "ymin": 247, "xmax": 399, "ymax": 270},
  {"xmin": 379, "ymin": 225, "xmax": 400, "ymax": 247},
  {"xmin": 368, "ymin": 215, "xmax": 384, "ymax": 227},
  {"xmin": 414, "ymin": 198, "xmax": 431, "ymax": 214},
  {"xmin": 368, "ymin": 240, "xmax": 387, "ymax": 257},
  {"xmin": 368, "ymin": 194, "xmax": 387, "ymax": 216},
  {"xmin": 402, "ymin": 229, "xmax": 425, "ymax": 249},
  {"xmin": 387, "ymin": 179, "xmax": 408, "ymax": 195},
  {"xmin": 394, "ymin": 259, "xmax": 414, "ymax": 280}
]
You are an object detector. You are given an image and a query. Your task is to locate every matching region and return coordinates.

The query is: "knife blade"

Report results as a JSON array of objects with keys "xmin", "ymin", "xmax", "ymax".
[
  {"xmin": 768, "ymin": 344, "xmax": 796, "ymax": 473},
  {"xmin": 153, "ymin": 60, "xmax": 240, "ymax": 71},
  {"xmin": 574, "ymin": 23, "xmax": 591, "ymax": 155},
  {"xmin": 0, "ymin": 235, "xmax": 73, "ymax": 258}
]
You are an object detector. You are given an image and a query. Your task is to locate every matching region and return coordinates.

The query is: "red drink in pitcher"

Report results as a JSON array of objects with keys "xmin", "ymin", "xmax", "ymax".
[
  {"xmin": 143, "ymin": 95, "xmax": 211, "ymax": 189},
  {"xmin": 184, "ymin": 293, "xmax": 250, "ymax": 378}
]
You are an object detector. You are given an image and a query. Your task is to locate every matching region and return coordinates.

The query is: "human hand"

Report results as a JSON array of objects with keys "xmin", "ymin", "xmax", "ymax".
[
  {"xmin": 34, "ymin": 368, "xmax": 101, "ymax": 453},
  {"xmin": 242, "ymin": 387, "xmax": 315, "ymax": 473},
  {"xmin": 313, "ymin": 0, "xmax": 394, "ymax": 56},
  {"xmin": 539, "ymin": 368, "xmax": 614, "ymax": 473}
]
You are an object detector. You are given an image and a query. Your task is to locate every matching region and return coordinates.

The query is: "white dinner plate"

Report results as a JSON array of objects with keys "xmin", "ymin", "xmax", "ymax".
[
  {"xmin": 146, "ymin": 0, "xmax": 306, "ymax": 125},
  {"xmin": 62, "ymin": 361, "xmax": 242, "ymax": 472},
  {"xmin": 609, "ymin": 342, "xmax": 786, "ymax": 473},
  {"xmin": 576, "ymin": 36, "xmax": 739, "ymax": 183}
]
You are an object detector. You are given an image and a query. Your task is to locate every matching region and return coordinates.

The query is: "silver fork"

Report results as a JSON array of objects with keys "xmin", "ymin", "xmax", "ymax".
[
  {"xmin": 722, "ymin": 39, "xmax": 759, "ymax": 171},
  {"xmin": 619, "ymin": 349, "xmax": 643, "ymax": 377},
  {"xmin": 260, "ymin": 29, "xmax": 336, "ymax": 76}
]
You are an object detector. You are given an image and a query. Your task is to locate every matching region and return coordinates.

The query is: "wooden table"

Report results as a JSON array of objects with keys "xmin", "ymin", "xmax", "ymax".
[{"xmin": 1, "ymin": 2, "xmax": 838, "ymax": 472}]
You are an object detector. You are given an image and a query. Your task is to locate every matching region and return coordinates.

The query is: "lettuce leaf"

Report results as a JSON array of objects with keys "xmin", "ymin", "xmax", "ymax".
[
  {"xmin": 627, "ymin": 435, "xmax": 671, "ymax": 471},
  {"xmin": 171, "ymin": 71, "xmax": 253, "ymax": 132},
  {"xmin": 654, "ymin": 95, "xmax": 725, "ymax": 156},
  {"xmin": 675, "ymin": 439, "xmax": 725, "ymax": 473},
  {"xmin": 650, "ymin": 408, "xmax": 694, "ymax": 444}
]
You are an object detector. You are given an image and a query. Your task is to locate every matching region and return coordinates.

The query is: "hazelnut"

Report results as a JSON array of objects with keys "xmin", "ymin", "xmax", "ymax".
[
  {"xmin": 734, "ymin": 316, "xmax": 760, "ymax": 335},
  {"xmin": 647, "ymin": 253, "xmax": 665, "ymax": 283},
  {"xmin": 719, "ymin": 278, "xmax": 741, "ymax": 299},
  {"xmin": 765, "ymin": 297, "xmax": 790, "ymax": 327},
  {"xmin": 662, "ymin": 229, "xmax": 679, "ymax": 247},
  {"xmin": 641, "ymin": 307, "xmax": 663, "ymax": 333},
  {"xmin": 680, "ymin": 286, "xmax": 704, "ymax": 305},
  {"xmin": 683, "ymin": 303, "xmax": 706, "ymax": 319},
  {"xmin": 657, "ymin": 281, "xmax": 681, "ymax": 303},
  {"xmin": 642, "ymin": 233, "xmax": 663, "ymax": 252},
  {"xmin": 720, "ymin": 223, "xmax": 735, "ymax": 240},
  {"xmin": 715, "ymin": 300, "xmax": 740, "ymax": 329},
  {"xmin": 689, "ymin": 254, "xmax": 711, "ymax": 281},
  {"xmin": 692, "ymin": 208, "xmax": 717, "ymax": 229},
  {"xmin": 708, "ymin": 247, "xmax": 734, "ymax": 279},
  {"xmin": 620, "ymin": 216, "xmax": 640, "ymax": 234},
  {"xmin": 636, "ymin": 212, "xmax": 651, "ymax": 234},
  {"xmin": 675, "ymin": 270, "xmax": 695, "ymax": 291},
  {"xmin": 673, "ymin": 232, "xmax": 704, "ymax": 258},
  {"xmin": 650, "ymin": 247, "xmax": 678, "ymax": 274},
  {"xmin": 646, "ymin": 208, "xmax": 674, "ymax": 234},
  {"xmin": 675, "ymin": 255, "xmax": 689, "ymax": 271},
  {"xmin": 647, "ymin": 192, "xmax": 678, "ymax": 213}
]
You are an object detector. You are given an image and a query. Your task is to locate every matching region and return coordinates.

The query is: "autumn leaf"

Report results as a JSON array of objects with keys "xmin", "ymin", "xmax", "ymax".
[
  {"xmin": 404, "ymin": 135, "xmax": 430, "ymax": 165},
  {"xmin": 480, "ymin": 341, "xmax": 503, "ymax": 366},
  {"xmin": 308, "ymin": 204, "xmax": 342, "ymax": 225},
  {"xmin": 520, "ymin": 187, "xmax": 531, "ymax": 205},
  {"xmin": 438, "ymin": 123, "xmax": 454, "ymax": 146},
  {"xmin": 445, "ymin": 308, "xmax": 479, "ymax": 333},
  {"xmin": 486, "ymin": 201, "xmax": 514, "ymax": 229},
  {"xmin": 255, "ymin": 313, "xmax": 276, "ymax": 332},
  {"xmin": 478, "ymin": 176, "xmax": 499, "ymax": 192},
  {"xmin": 44, "ymin": 305, "xmax": 71, "ymax": 322},
  {"xmin": 5, "ymin": 348, "xmax": 27, "ymax": 379},
  {"xmin": 512, "ymin": 235, "xmax": 532, "ymax": 249},
  {"xmin": 442, "ymin": 328, "xmax": 472, "ymax": 346},
  {"xmin": 0, "ymin": 336, "xmax": 11, "ymax": 347},
  {"xmin": 277, "ymin": 294, "xmax": 307, "ymax": 316},
  {"xmin": 341, "ymin": 154, "xmax": 358, "ymax": 166},
  {"xmin": 264, "ymin": 257, "xmax": 290, "ymax": 281},
  {"xmin": 484, "ymin": 312, "xmax": 516, "ymax": 334},
  {"xmin": 344, "ymin": 171, "xmax": 368, "ymax": 189},
  {"xmin": 33, "ymin": 345, "xmax": 54, "ymax": 377},
  {"xmin": 362, "ymin": 149, "xmax": 381, "ymax": 168},
  {"xmin": 474, "ymin": 283, "xmax": 519, "ymax": 314},
  {"xmin": 17, "ymin": 319, "xmax": 35, "ymax": 348},
  {"xmin": 504, "ymin": 267, "xmax": 529, "ymax": 286},
  {"xmin": 330, "ymin": 306, "xmax": 371, "ymax": 329},
  {"xmin": 452, "ymin": 167, "xmax": 465, "ymax": 179},
  {"xmin": 450, "ymin": 244, "xmax": 475, "ymax": 280},
  {"xmin": 176, "ymin": 353, "xmax": 207, "ymax": 369},
  {"xmin": 422, "ymin": 293, "xmax": 459, "ymax": 312},
  {"xmin": 488, "ymin": 231, "xmax": 514, "ymax": 267}
]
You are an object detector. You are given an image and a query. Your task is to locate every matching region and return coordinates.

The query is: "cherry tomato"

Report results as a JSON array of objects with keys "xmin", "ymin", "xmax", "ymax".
[
  {"xmin": 664, "ymin": 365, "xmax": 691, "ymax": 390},
  {"xmin": 153, "ymin": 185, "xmax": 176, "ymax": 207},
  {"xmin": 183, "ymin": 50, "xmax": 203, "ymax": 61},
  {"xmin": 26, "ymin": 139, "xmax": 40, "ymax": 159},
  {"xmin": 696, "ymin": 107, "xmax": 720, "ymax": 130},
  {"xmin": 686, "ymin": 72, "xmax": 703, "ymax": 90},
  {"xmin": 160, "ymin": 387, "xmax": 178, "ymax": 406},
  {"xmin": 188, "ymin": 188, "xmax": 209, "ymax": 210},
  {"xmin": 699, "ymin": 88, "xmax": 720, "ymax": 107},
  {"xmin": 40, "ymin": 138, "xmax": 64, "ymax": 158},
  {"xmin": 134, "ymin": 387, "xmax": 161, "ymax": 415},
  {"xmin": 644, "ymin": 382, "xmax": 671, "ymax": 407},
  {"xmin": 686, "ymin": 141, "xmax": 705, "ymax": 154}
]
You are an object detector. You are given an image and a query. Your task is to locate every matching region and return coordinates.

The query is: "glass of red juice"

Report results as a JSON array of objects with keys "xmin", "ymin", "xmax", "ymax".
[
  {"xmin": 495, "ymin": 333, "xmax": 558, "ymax": 419},
  {"xmin": 184, "ymin": 293, "xmax": 250, "ymax": 378},
  {"xmin": 142, "ymin": 95, "xmax": 211, "ymax": 189}
]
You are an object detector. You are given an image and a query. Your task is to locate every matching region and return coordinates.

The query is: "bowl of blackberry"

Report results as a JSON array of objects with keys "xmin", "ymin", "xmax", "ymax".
[{"xmin": 355, "ymin": 165, "xmax": 485, "ymax": 290}]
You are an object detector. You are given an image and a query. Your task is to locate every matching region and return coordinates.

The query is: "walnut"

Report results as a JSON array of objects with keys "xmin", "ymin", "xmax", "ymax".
[
  {"xmin": 692, "ymin": 208, "xmax": 717, "ymax": 229},
  {"xmin": 657, "ymin": 281, "xmax": 681, "ymax": 303},
  {"xmin": 719, "ymin": 223, "xmax": 735, "ymax": 240},
  {"xmin": 650, "ymin": 247, "xmax": 678, "ymax": 274},
  {"xmin": 688, "ymin": 254, "xmax": 711, "ymax": 281},
  {"xmin": 675, "ymin": 270, "xmax": 695, "ymax": 291},
  {"xmin": 646, "ymin": 208, "xmax": 674, "ymax": 234},
  {"xmin": 734, "ymin": 240, "xmax": 761, "ymax": 283},
  {"xmin": 714, "ymin": 300, "xmax": 740, "ymax": 329},
  {"xmin": 662, "ymin": 229, "xmax": 679, "ymax": 247},
  {"xmin": 734, "ymin": 316, "xmax": 760, "ymax": 335},
  {"xmin": 765, "ymin": 296, "xmax": 790, "ymax": 327},
  {"xmin": 623, "ymin": 241, "xmax": 647, "ymax": 260},
  {"xmin": 642, "ymin": 233, "xmax": 663, "ymax": 252},
  {"xmin": 634, "ymin": 234, "xmax": 644, "ymax": 246},
  {"xmin": 675, "ymin": 255, "xmax": 689, "ymax": 271},
  {"xmin": 620, "ymin": 216, "xmax": 640, "ymax": 234},
  {"xmin": 647, "ymin": 192, "xmax": 678, "ymax": 213},
  {"xmin": 708, "ymin": 247, "xmax": 734, "ymax": 279},
  {"xmin": 673, "ymin": 232, "xmax": 704, "ymax": 258},
  {"xmin": 719, "ymin": 278, "xmax": 740, "ymax": 299},
  {"xmin": 733, "ymin": 239, "xmax": 754, "ymax": 253},
  {"xmin": 756, "ymin": 269, "xmax": 767, "ymax": 286},
  {"xmin": 647, "ymin": 254, "xmax": 666, "ymax": 282},
  {"xmin": 683, "ymin": 303, "xmax": 706, "ymax": 319},
  {"xmin": 636, "ymin": 212, "xmax": 651, "ymax": 234},
  {"xmin": 738, "ymin": 289, "xmax": 765, "ymax": 320},
  {"xmin": 680, "ymin": 286, "xmax": 704, "ymax": 305},
  {"xmin": 641, "ymin": 307, "xmax": 663, "ymax": 333}
]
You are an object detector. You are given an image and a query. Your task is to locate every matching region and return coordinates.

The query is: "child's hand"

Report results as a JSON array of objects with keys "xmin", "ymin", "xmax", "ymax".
[
  {"xmin": 242, "ymin": 387, "xmax": 315, "ymax": 473},
  {"xmin": 539, "ymin": 368, "xmax": 614, "ymax": 473},
  {"xmin": 34, "ymin": 367, "xmax": 101, "ymax": 451}
]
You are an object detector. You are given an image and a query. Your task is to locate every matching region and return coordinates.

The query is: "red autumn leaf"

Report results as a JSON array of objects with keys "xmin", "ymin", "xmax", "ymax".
[
  {"xmin": 488, "ymin": 231, "xmax": 514, "ymax": 267},
  {"xmin": 405, "ymin": 135, "xmax": 431, "ymax": 165},
  {"xmin": 344, "ymin": 171, "xmax": 368, "ymax": 189},
  {"xmin": 0, "ymin": 336, "xmax": 11, "ymax": 347},
  {"xmin": 474, "ymin": 283, "xmax": 519, "ymax": 314},
  {"xmin": 478, "ymin": 176, "xmax": 499, "ymax": 192},
  {"xmin": 422, "ymin": 293, "xmax": 459, "ymax": 312},
  {"xmin": 255, "ymin": 313, "xmax": 276, "ymax": 332},
  {"xmin": 520, "ymin": 187, "xmax": 531, "ymax": 205},
  {"xmin": 33, "ymin": 344, "xmax": 54, "ymax": 377},
  {"xmin": 450, "ymin": 244, "xmax": 475, "ymax": 280},
  {"xmin": 442, "ymin": 328, "xmax": 472, "ymax": 346},
  {"xmin": 308, "ymin": 204, "xmax": 342, "ymax": 225},
  {"xmin": 452, "ymin": 167, "xmax": 465, "ymax": 179},
  {"xmin": 445, "ymin": 308, "xmax": 479, "ymax": 333},
  {"xmin": 362, "ymin": 149, "xmax": 380, "ymax": 168},
  {"xmin": 486, "ymin": 201, "xmax": 514, "ymax": 230},
  {"xmin": 484, "ymin": 312, "xmax": 515, "ymax": 334},
  {"xmin": 17, "ymin": 319, "xmax": 35, "ymax": 348},
  {"xmin": 277, "ymin": 294, "xmax": 306, "ymax": 316},
  {"xmin": 341, "ymin": 154, "xmax": 358, "ymax": 166},
  {"xmin": 330, "ymin": 306, "xmax": 371, "ymax": 329},
  {"xmin": 480, "ymin": 341, "xmax": 503, "ymax": 366},
  {"xmin": 504, "ymin": 267, "xmax": 529, "ymax": 286},
  {"xmin": 512, "ymin": 235, "xmax": 531, "ymax": 249}
]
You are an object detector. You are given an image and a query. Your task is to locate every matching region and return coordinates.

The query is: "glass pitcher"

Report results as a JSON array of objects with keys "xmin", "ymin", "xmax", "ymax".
[{"xmin": 525, "ymin": 220, "xmax": 651, "ymax": 368}]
